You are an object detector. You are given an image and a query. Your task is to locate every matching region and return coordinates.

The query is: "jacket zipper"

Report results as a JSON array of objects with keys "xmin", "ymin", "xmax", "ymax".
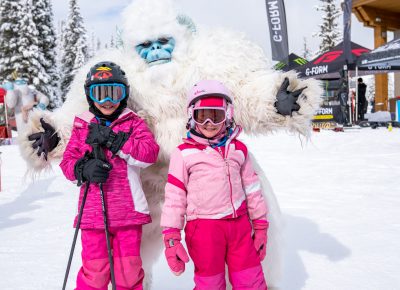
[{"xmin": 217, "ymin": 146, "xmax": 236, "ymax": 218}]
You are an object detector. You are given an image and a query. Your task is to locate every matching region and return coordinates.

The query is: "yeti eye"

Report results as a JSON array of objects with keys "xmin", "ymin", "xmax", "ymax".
[
  {"xmin": 158, "ymin": 38, "xmax": 169, "ymax": 44},
  {"xmin": 140, "ymin": 41, "xmax": 152, "ymax": 48}
]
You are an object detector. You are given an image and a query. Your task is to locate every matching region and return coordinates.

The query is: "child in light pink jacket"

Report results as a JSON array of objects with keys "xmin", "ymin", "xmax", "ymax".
[
  {"xmin": 161, "ymin": 80, "xmax": 269, "ymax": 290},
  {"xmin": 60, "ymin": 62, "xmax": 159, "ymax": 290}
]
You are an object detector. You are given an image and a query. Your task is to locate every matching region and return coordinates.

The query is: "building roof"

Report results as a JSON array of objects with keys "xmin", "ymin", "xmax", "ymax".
[{"xmin": 352, "ymin": 0, "xmax": 400, "ymax": 31}]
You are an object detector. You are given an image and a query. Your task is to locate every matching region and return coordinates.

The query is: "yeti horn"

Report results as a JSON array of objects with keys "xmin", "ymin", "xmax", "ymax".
[{"xmin": 176, "ymin": 14, "xmax": 197, "ymax": 34}]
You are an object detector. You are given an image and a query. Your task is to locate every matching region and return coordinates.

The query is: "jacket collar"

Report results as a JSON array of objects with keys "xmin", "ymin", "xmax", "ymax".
[
  {"xmin": 77, "ymin": 108, "xmax": 136, "ymax": 125},
  {"xmin": 182, "ymin": 125, "xmax": 242, "ymax": 147}
]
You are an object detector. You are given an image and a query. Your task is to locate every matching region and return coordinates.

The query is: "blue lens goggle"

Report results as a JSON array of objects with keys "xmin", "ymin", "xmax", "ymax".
[
  {"xmin": 89, "ymin": 83, "xmax": 126, "ymax": 104},
  {"xmin": 15, "ymin": 79, "xmax": 27, "ymax": 85}
]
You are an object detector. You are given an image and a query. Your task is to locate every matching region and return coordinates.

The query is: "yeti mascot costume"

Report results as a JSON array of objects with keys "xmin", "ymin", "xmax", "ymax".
[
  {"xmin": 4, "ymin": 79, "xmax": 49, "ymax": 134},
  {"xmin": 19, "ymin": 0, "xmax": 321, "ymax": 288}
]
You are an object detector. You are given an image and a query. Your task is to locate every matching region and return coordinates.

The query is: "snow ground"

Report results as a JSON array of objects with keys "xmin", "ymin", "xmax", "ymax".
[{"xmin": 0, "ymin": 128, "xmax": 399, "ymax": 290}]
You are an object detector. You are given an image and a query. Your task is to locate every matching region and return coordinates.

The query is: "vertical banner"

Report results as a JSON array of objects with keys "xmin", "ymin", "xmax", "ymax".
[
  {"xmin": 265, "ymin": 0, "xmax": 289, "ymax": 61},
  {"xmin": 343, "ymin": 0, "xmax": 353, "ymax": 64}
]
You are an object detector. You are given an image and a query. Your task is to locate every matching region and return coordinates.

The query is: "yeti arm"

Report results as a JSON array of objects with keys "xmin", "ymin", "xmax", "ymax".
[
  {"xmin": 234, "ymin": 70, "xmax": 322, "ymax": 136},
  {"xmin": 18, "ymin": 108, "xmax": 74, "ymax": 171},
  {"xmin": 192, "ymin": 29, "xmax": 322, "ymax": 136},
  {"xmin": 18, "ymin": 86, "xmax": 87, "ymax": 171}
]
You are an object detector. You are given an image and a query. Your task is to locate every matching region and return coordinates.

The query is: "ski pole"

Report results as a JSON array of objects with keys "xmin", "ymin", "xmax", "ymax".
[
  {"xmin": 92, "ymin": 143, "xmax": 116, "ymax": 290},
  {"xmin": 62, "ymin": 181, "xmax": 90, "ymax": 290}
]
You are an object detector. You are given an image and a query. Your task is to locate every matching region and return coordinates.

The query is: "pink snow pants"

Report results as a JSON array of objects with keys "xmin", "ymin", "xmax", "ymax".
[
  {"xmin": 185, "ymin": 214, "xmax": 267, "ymax": 290},
  {"xmin": 76, "ymin": 225, "xmax": 144, "ymax": 290}
]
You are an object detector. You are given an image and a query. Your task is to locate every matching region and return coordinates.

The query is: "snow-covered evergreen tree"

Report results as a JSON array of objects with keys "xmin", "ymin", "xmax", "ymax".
[
  {"xmin": 115, "ymin": 26, "xmax": 124, "ymax": 49},
  {"xmin": 73, "ymin": 36, "xmax": 87, "ymax": 72},
  {"xmin": 97, "ymin": 38, "xmax": 101, "ymax": 51},
  {"xmin": 314, "ymin": 0, "xmax": 342, "ymax": 55},
  {"xmin": 89, "ymin": 30, "xmax": 96, "ymax": 58},
  {"xmin": 302, "ymin": 37, "xmax": 312, "ymax": 60},
  {"xmin": 60, "ymin": 0, "xmax": 88, "ymax": 99},
  {"xmin": 16, "ymin": 0, "xmax": 45, "ymax": 86},
  {"xmin": 31, "ymin": 0, "xmax": 62, "ymax": 109},
  {"xmin": 0, "ymin": 0, "xmax": 23, "ymax": 82},
  {"xmin": 110, "ymin": 35, "xmax": 115, "ymax": 48}
]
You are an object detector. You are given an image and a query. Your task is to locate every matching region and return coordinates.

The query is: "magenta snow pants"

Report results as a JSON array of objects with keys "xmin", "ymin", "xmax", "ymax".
[
  {"xmin": 184, "ymin": 214, "xmax": 267, "ymax": 290},
  {"xmin": 76, "ymin": 225, "xmax": 144, "ymax": 290}
]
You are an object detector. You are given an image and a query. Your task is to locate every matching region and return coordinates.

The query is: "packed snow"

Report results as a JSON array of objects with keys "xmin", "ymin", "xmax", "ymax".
[{"xmin": 0, "ymin": 128, "xmax": 399, "ymax": 290}]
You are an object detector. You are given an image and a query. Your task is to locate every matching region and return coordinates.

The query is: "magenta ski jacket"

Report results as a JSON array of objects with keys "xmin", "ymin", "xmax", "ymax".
[
  {"xmin": 60, "ymin": 109, "xmax": 159, "ymax": 229},
  {"xmin": 161, "ymin": 127, "xmax": 268, "ymax": 230}
]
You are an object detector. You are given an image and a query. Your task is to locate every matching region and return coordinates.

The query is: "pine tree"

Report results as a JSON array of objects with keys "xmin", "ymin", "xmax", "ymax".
[
  {"xmin": 60, "ymin": 0, "xmax": 88, "ymax": 99},
  {"xmin": 97, "ymin": 38, "xmax": 101, "ymax": 51},
  {"xmin": 110, "ymin": 35, "xmax": 115, "ymax": 48},
  {"xmin": 0, "ymin": 0, "xmax": 23, "ymax": 82},
  {"xmin": 314, "ymin": 0, "xmax": 342, "ymax": 55},
  {"xmin": 31, "ymin": 0, "xmax": 62, "ymax": 109},
  {"xmin": 302, "ymin": 37, "xmax": 312, "ymax": 60},
  {"xmin": 16, "ymin": 0, "xmax": 45, "ymax": 86},
  {"xmin": 115, "ymin": 26, "xmax": 124, "ymax": 49}
]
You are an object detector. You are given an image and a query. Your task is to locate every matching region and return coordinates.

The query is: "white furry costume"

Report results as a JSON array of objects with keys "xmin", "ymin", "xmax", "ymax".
[
  {"xmin": 5, "ymin": 83, "xmax": 48, "ymax": 133},
  {"xmin": 19, "ymin": 0, "xmax": 322, "ymax": 288}
]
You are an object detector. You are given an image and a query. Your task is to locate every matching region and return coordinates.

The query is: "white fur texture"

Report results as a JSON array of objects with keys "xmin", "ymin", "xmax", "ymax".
[{"xmin": 19, "ymin": 0, "xmax": 323, "ymax": 288}]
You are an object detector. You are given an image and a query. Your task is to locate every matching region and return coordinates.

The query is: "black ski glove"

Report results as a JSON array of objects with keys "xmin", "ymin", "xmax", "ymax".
[
  {"xmin": 28, "ymin": 118, "xmax": 60, "ymax": 160},
  {"xmin": 86, "ymin": 123, "xmax": 130, "ymax": 155},
  {"xmin": 275, "ymin": 77, "xmax": 307, "ymax": 116},
  {"xmin": 74, "ymin": 153, "xmax": 112, "ymax": 185}
]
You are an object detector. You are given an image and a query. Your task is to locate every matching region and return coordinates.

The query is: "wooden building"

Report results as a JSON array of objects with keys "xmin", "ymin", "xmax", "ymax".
[{"xmin": 353, "ymin": 0, "xmax": 400, "ymax": 111}]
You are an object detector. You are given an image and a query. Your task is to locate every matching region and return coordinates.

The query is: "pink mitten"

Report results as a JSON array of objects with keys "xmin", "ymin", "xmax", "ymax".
[
  {"xmin": 163, "ymin": 229, "xmax": 190, "ymax": 275},
  {"xmin": 252, "ymin": 220, "xmax": 269, "ymax": 261}
]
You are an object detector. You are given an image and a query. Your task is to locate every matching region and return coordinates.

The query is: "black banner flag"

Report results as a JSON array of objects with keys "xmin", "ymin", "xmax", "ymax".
[
  {"xmin": 342, "ymin": 0, "xmax": 353, "ymax": 64},
  {"xmin": 265, "ymin": 0, "xmax": 289, "ymax": 61}
]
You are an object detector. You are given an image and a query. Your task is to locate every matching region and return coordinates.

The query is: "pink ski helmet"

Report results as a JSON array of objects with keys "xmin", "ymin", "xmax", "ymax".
[
  {"xmin": 187, "ymin": 80, "xmax": 234, "ymax": 129},
  {"xmin": 187, "ymin": 80, "xmax": 233, "ymax": 107}
]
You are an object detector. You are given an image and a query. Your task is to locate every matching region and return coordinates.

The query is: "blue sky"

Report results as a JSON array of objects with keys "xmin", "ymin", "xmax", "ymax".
[{"xmin": 52, "ymin": 0, "xmax": 393, "ymax": 60}]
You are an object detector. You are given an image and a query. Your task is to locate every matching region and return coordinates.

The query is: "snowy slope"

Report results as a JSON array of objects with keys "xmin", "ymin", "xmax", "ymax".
[{"xmin": 0, "ymin": 128, "xmax": 399, "ymax": 290}]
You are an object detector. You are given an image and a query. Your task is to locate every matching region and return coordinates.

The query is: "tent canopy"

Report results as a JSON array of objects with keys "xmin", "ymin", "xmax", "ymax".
[
  {"xmin": 274, "ymin": 53, "xmax": 308, "ymax": 72},
  {"xmin": 296, "ymin": 41, "xmax": 370, "ymax": 79},
  {"xmin": 357, "ymin": 38, "xmax": 400, "ymax": 70}
]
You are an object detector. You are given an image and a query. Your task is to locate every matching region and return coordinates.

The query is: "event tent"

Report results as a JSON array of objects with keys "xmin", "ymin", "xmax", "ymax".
[
  {"xmin": 274, "ymin": 53, "xmax": 308, "ymax": 71},
  {"xmin": 296, "ymin": 41, "xmax": 370, "ymax": 79},
  {"xmin": 357, "ymin": 38, "xmax": 400, "ymax": 70}
]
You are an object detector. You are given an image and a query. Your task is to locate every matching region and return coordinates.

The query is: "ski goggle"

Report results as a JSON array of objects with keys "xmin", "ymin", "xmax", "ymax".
[
  {"xmin": 15, "ymin": 79, "xmax": 27, "ymax": 85},
  {"xmin": 89, "ymin": 83, "xmax": 126, "ymax": 104},
  {"xmin": 193, "ymin": 108, "xmax": 226, "ymax": 125}
]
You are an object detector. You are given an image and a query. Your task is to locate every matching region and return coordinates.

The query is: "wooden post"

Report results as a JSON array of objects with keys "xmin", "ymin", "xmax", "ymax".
[{"xmin": 374, "ymin": 25, "xmax": 388, "ymax": 112}]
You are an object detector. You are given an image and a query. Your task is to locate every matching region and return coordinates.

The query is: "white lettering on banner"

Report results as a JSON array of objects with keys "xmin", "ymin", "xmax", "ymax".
[
  {"xmin": 367, "ymin": 65, "xmax": 392, "ymax": 70},
  {"xmin": 268, "ymin": 0, "xmax": 282, "ymax": 43},
  {"xmin": 305, "ymin": 65, "xmax": 328, "ymax": 76},
  {"xmin": 316, "ymin": 107, "xmax": 333, "ymax": 115}
]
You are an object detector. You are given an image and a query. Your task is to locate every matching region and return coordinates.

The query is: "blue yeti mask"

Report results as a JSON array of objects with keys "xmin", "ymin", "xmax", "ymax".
[{"xmin": 135, "ymin": 37, "xmax": 176, "ymax": 66}]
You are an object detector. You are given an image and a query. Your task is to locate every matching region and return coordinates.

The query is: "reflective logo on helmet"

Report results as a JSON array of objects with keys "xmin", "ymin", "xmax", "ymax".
[
  {"xmin": 194, "ymin": 89, "xmax": 206, "ymax": 96},
  {"xmin": 93, "ymin": 71, "xmax": 113, "ymax": 80},
  {"xmin": 96, "ymin": 66, "xmax": 112, "ymax": 71}
]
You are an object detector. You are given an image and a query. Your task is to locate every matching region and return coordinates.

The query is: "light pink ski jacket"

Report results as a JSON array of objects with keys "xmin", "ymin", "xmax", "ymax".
[
  {"xmin": 161, "ymin": 128, "xmax": 268, "ymax": 230},
  {"xmin": 60, "ymin": 109, "xmax": 159, "ymax": 229}
]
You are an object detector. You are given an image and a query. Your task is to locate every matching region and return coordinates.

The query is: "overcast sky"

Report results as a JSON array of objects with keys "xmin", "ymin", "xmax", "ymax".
[{"xmin": 52, "ymin": 0, "xmax": 393, "ymax": 61}]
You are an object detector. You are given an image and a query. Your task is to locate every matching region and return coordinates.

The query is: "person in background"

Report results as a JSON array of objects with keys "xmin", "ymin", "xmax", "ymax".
[{"xmin": 357, "ymin": 78, "xmax": 367, "ymax": 121}]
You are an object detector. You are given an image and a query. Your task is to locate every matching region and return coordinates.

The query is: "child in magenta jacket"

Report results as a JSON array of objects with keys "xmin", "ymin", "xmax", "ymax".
[
  {"xmin": 161, "ymin": 80, "xmax": 269, "ymax": 289},
  {"xmin": 60, "ymin": 62, "xmax": 159, "ymax": 290}
]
